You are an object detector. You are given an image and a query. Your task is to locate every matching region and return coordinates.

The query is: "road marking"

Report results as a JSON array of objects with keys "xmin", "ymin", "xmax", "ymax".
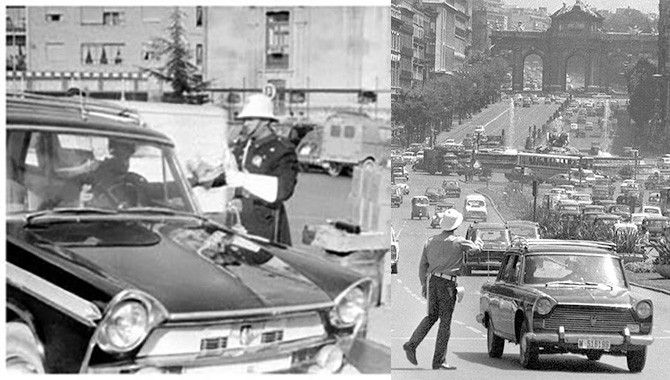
[
  {"xmin": 466, "ymin": 326, "xmax": 482, "ymax": 334},
  {"xmin": 483, "ymin": 108, "xmax": 511, "ymax": 128}
]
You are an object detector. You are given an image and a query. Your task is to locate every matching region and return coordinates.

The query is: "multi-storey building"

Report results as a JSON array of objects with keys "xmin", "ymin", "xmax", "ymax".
[
  {"xmin": 391, "ymin": 0, "xmax": 472, "ymax": 98},
  {"xmin": 660, "ymin": 0, "xmax": 670, "ymax": 133},
  {"xmin": 6, "ymin": 6, "xmax": 390, "ymax": 120},
  {"xmin": 505, "ymin": 6, "xmax": 550, "ymax": 31}
]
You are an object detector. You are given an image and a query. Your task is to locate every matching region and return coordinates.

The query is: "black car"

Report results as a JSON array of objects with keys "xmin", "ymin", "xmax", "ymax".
[
  {"xmin": 6, "ymin": 94, "xmax": 375, "ymax": 374},
  {"xmin": 462, "ymin": 222, "xmax": 511, "ymax": 275},
  {"xmin": 477, "ymin": 240, "xmax": 653, "ymax": 372}
]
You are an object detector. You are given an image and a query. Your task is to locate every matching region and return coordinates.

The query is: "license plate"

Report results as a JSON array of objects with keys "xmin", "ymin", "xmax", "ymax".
[
  {"xmin": 578, "ymin": 338, "xmax": 610, "ymax": 351},
  {"xmin": 184, "ymin": 356, "xmax": 291, "ymax": 374}
]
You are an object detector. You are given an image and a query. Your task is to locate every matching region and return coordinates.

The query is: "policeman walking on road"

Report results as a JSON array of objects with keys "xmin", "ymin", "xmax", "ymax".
[
  {"xmin": 193, "ymin": 93, "xmax": 299, "ymax": 245},
  {"xmin": 402, "ymin": 209, "xmax": 481, "ymax": 370}
]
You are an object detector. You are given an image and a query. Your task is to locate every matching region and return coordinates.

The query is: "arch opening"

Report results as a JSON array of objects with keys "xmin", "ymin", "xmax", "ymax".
[
  {"xmin": 565, "ymin": 55, "xmax": 586, "ymax": 91},
  {"xmin": 523, "ymin": 54, "xmax": 543, "ymax": 92}
]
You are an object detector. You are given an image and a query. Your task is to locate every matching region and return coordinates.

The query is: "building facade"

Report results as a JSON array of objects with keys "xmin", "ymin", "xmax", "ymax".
[
  {"xmin": 660, "ymin": 0, "xmax": 670, "ymax": 133},
  {"xmin": 6, "ymin": 6, "xmax": 390, "ymax": 120},
  {"xmin": 391, "ymin": 0, "xmax": 472, "ymax": 98}
]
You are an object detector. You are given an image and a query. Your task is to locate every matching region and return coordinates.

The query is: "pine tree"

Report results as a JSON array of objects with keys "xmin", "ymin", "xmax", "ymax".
[{"xmin": 141, "ymin": 7, "xmax": 208, "ymax": 101}]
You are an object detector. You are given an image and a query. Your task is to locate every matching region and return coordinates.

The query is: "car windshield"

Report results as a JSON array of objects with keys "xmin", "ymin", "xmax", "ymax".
[
  {"xmin": 7, "ymin": 130, "xmax": 195, "ymax": 215},
  {"xmin": 524, "ymin": 254, "xmax": 626, "ymax": 288},
  {"xmin": 560, "ymin": 205, "xmax": 579, "ymax": 211},
  {"xmin": 467, "ymin": 200, "xmax": 485, "ymax": 207},
  {"xmin": 644, "ymin": 208, "xmax": 660, "ymax": 214},
  {"xmin": 477, "ymin": 229, "xmax": 510, "ymax": 244},
  {"xmin": 509, "ymin": 226, "xmax": 538, "ymax": 238}
]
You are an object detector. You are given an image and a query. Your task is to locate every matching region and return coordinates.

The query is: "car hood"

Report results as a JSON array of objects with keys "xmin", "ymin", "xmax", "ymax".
[
  {"xmin": 20, "ymin": 219, "xmax": 361, "ymax": 315},
  {"xmin": 538, "ymin": 285, "xmax": 634, "ymax": 306}
]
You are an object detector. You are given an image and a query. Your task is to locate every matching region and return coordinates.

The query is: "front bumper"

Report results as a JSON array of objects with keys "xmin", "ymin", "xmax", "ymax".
[
  {"xmin": 526, "ymin": 330, "xmax": 653, "ymax": 351},
  {"xmin": 86, "ymin": 337, "xmax": 352, "ymax": 374}
]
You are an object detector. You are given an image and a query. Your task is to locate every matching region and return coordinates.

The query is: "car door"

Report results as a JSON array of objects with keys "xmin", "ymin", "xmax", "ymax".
[
  {"xmin": 498, "ymin": 255, "xmax": 522, "ymax": 338},
  {"xmin": 487, "ymin": 254, "xmax": 512, "ymax": 337}
]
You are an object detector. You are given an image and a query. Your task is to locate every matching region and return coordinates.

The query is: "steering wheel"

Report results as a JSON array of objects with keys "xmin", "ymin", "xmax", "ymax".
[{"xmin": 94, "ymin": 172, "xmax": 148, "ymax": 208}]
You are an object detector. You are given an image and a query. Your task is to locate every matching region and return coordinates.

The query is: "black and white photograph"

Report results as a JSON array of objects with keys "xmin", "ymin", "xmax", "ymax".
[
  {"xmin": 4, "ymin": 1, "xmax": 391, "ymax": 374},
  {"xmin": 391, "ymin": 0, "xmax": 670, "ymax": 378}
]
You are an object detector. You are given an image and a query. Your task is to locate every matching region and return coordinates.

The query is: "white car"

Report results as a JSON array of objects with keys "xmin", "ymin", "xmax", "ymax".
[
  {"xmin": 464, "ymin": 194, "xmax": 488, "ymax": 222},
  {"xmin": 621, "ymin": 179, "xmax": 640, "ymax": 191},
  {"xmin": 642, "ymin": 205, "xmax": 662, "ymax": 215},
  {"xmin": 571, "ymin": 193, "xmax": 593, "ymax": 206},
  {"xmin": 631, "ymin": 213, "xmax": 648, "ymax": 227}
]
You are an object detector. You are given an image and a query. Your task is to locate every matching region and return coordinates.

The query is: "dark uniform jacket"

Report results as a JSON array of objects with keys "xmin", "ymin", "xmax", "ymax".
[{"xmin": 213, "ymin": 133, "xmax": 299, "ymax": 245}]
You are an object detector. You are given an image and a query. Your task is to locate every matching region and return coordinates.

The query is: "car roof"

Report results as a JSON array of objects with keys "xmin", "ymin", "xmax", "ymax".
[
  {"xmin": 7, "ymin": 94, "xmax": 174, "ymax": 146},
  {"xmin": 645, "ymin": 215, "xmax": 669, "ymax": 220},
  {"xmin": 470, "ymin": 222, "xmax": 506, "ymax": 229},
  {"xmin": 510, "ymin": 239, "xmax": 617, "ymax": 255},
  {"xmin": 466, "ymin": 194, "xmax": 486, "ymax": 200}
]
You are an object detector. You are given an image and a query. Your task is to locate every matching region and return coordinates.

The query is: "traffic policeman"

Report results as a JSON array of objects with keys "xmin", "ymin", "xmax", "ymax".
[
  {"xmin": 402, "ymin": 209, "xmax": 481, "ymax": 370},
  {"xmin": 195, "ymin": 93, "xmax": 299, "ymax": 245}
]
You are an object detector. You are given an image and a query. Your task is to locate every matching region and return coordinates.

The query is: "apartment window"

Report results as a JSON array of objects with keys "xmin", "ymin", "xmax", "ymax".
[
  {"xmin": 266, "ymin": 11, "xmax": 289, "ymax": 69},
  {"xmin": 392, "ymin": 31, "xmax": 400, "ymax": 51},
  {"xmin": 46, "ymin": 43, "xmax": 65, "ymax": 62},
  {"xmin": 196, "ymin": 44, "xmax": 203, "ymax": 65},
  {"xmin": 82, "ymin": 43, "xmax": 124, "ymax": 65},
  {"xmin": 391, "ymin": 61, "xmax": 400, "ymax": 87},
  {"xmin": 46, "ymin": 12, "xmax": 62, "ymax": 22},
  {"xmin": 141, "ymin": 43, "xmax": 156, "ymax": 61},
  {"xmin": 196, "ymin": 6, "xmax": 203, "ymax": 27},
  {"xmin": 103, "ymin": 11, "xmax": 124, "ymax": 25}
]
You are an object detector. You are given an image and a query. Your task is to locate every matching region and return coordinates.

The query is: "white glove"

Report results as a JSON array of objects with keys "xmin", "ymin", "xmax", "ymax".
[{"xmin": 227, "ymin": 171, "xmax": 278, "ymax": 203}]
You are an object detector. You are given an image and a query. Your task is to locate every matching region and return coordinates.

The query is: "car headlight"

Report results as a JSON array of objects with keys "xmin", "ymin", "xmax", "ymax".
[
  {"xmin": 635, "ymin": 300, "xmax": 652, "ymax": 319},
  {"xmin": 329, "ymin": 283, "xmax": 371, "ymax": 328},
  {"xmin": 96, "ymin": 290, "xmax": 168, "ymax": 353},
  {"xmin": 534, "ymin": 297, "xmax": 556, "ymax": 316},
  {"xmin": 97, "ymin": 300, "xmax": 149, "ymax": 353}
]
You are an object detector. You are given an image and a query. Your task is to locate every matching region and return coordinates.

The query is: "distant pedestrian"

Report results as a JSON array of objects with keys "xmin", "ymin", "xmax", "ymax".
[{"xmin": 402, "ymin": 209, "xmax": 482, "ymax": 370}]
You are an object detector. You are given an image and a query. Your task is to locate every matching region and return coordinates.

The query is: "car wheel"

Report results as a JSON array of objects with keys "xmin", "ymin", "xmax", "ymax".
[
  {"xmin": 6, "ymin": 322, "xmax": 45, "ymax": 374},
  {"xmin": 626, "ymin": 347, "xmax": 646, "ymax": 373},
  {"xmin": 519, "ymin": 319, "xmax": 539, "ymax": 369},
  {"xmin": 487, "ymin": 319, "xmax": 505, "ymax": 358},
  {"xmin": 586, "ymin": 351, "xmax": 602, "ymax": 361}
]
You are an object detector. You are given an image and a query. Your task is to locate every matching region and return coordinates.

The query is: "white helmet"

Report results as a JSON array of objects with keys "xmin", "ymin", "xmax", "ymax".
[{"xmin": 237, "ymin": 94, "xmax": 278, "ymax": 121}]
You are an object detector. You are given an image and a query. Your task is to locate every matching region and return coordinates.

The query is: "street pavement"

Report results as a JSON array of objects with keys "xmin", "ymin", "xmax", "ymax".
[
  {"xmin": 391, "ymin": 165, "xmax": 670, "ymax": 379},
  {"xmin": 436, "ymin": 100, "xmax": 561, "ymax": 151}
]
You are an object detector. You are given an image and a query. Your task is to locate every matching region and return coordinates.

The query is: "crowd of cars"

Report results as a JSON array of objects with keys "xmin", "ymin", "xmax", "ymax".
[{"xmin": 543, "ymin": 179, "xmax": 670, "ymax": 243}]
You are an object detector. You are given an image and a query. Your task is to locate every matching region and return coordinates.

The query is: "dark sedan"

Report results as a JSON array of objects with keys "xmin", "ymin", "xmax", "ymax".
[
  {"xmin": 6, "ymin": 95, "xmax": 375, "ymax": 374},
  {"xmin": 477, "ymin": 240, "xmax": 653, "ymax": 372}
]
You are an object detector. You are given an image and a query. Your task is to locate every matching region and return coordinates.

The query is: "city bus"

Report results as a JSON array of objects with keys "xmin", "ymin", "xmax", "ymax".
[{"xmin": 517, "ymin": 152, "xmax": 594, "ymax": 180}]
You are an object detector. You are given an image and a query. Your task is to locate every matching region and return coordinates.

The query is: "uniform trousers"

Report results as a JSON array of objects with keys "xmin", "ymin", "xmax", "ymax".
[{"xmin": 406, "ymin": 275, "xmax": 457, "ymax": 369}]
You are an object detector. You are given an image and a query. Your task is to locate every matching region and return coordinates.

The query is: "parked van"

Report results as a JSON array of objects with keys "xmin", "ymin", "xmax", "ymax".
[{"xmin": 464, "ymin": 194, "xmax": 488, "ymax": 222}]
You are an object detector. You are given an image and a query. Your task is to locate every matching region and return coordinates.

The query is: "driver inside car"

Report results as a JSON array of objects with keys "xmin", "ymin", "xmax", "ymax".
[{"xmin": 44, "ymin": 140, "xmax": 146, "ymax": 209}]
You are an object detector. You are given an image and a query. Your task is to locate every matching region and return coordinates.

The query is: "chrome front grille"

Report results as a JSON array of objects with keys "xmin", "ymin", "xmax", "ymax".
[
  {"xmin": 138, "ymin": 312, "xmax": 326, "ymax": 358},
  {"xmin": 535, "ymin": 305, "xmax": 636, "ymax": 333}
]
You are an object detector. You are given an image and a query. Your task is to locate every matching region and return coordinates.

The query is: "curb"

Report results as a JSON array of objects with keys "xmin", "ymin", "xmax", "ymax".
[
  {"xmin": 630, "ymin": 282, "xmax": 670, "ymax": 296},
  {"xmin": 474, "ymin": 188, "xmax": 507, "ymax": 223}
]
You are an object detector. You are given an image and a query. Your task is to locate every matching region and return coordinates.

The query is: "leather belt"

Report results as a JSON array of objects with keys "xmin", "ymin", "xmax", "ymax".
[{"xmin": 433, "ymin": 273, "xmax": 457, "ymax": 282}]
